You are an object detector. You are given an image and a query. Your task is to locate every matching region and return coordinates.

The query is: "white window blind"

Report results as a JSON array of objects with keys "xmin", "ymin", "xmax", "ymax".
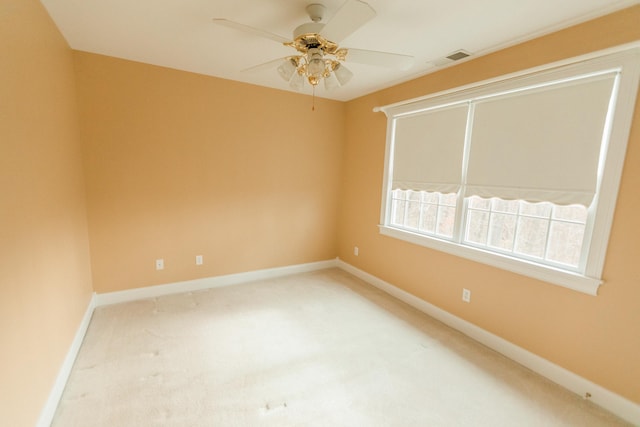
[
  {"xmin": 465, "ymin": 73, "xmax": 616, "ymax": 206},
  {"xmin": 392, "ymin": 104, "xmax": 468, "ymax": 194}
]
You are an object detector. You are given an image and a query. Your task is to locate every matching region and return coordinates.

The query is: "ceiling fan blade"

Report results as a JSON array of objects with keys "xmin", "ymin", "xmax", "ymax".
[
  {"xmin": 345, "ymin": 48, "xmax": 414, "ymax": 70},
  {"xmin": 319, "ymin": 0, "xmax": 376, "ymax": 43},
  {"xmin": 241, "ymin": 58, "xmax": 285, "ymax": 73},
  {"xmin": 212, "ymin": 18, "xmax": 290, "ymax": 44}
]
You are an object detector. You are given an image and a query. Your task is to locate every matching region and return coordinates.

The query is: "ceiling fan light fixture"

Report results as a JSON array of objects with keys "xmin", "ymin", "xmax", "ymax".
[
  {"xmin": 308, "ymin": 59, "xmax": 325, "ymax": 77},
  {"xmin": 308, "ymin": 75, "xmax": 322, "ymax": 86},
  {"xmin": 277, "ymin": 58, "xmax": 298, "ymax": 81},
  {"xmin": 290, "ymin": 71, "xmax": 305, "ymax": 91},
  {"xmin": 333, "ymin": 63, "xmax": 353, "ymax": 86},
  {"xmin": 335, "ymin": 48, "xmax": 348, "ymax": 62},
  {"xmin": 324, "ymin": 72, "xmax": 340, "ymax": 91},
  {"xmin": 214, "ymin": 0, "xmax": 416, "ymax": 96},
  {"xmin": 307, "ymin": 49, "xmax": 325, "ymax": 77}
]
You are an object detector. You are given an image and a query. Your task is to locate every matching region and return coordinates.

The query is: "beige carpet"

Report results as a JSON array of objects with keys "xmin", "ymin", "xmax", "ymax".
[{"xmin": 52, "ymin": 269, "xmax": 630, "ymax": 426}]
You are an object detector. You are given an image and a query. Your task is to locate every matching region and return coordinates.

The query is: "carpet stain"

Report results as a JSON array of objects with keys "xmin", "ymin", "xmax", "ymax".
[
  {"xmin": 140, "ymin": 372, "xmax": 162, "ymax": 382},
  {"xmin": 142, "ymin": 349, "xmax": 161, "ymax": 358},
  {"xmin": 144, "ymin": 328, "xmax": 168, "ymax": 339},
  {"xmin": 67, "ymin": 392, "xmax": 89, "ymax": 401},
  {"xmin": 261, "ymin": 401, "xmax": 288, "ymax": 415}
]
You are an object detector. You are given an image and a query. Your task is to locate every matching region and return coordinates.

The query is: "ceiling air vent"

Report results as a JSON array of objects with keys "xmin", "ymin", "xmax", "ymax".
[
  {"xmin": 446, "ymin": 50, "xmax": 471, "ymax": 61},
  {"xmin": 431, "ymin": 50, "xmax": 472, "ymax": 67}
]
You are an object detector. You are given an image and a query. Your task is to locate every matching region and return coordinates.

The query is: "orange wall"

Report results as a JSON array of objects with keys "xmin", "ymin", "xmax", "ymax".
[
  {"xmin": 338, "ymin": 6, "xmax": 640, "ymax": 403},
  {"xmin": 74, "ymin": 53, "xmax": 345, "ymax": 293},
  {"xmin": 0, "ymin": 1, "xmax": 94, "ymax": 426}
]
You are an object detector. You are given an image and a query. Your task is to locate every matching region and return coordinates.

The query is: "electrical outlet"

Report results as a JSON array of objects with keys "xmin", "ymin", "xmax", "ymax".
[
  {"xmin": 195, "ymin": 255, "xmax": 203, "ymax": 265},
  {"xmin": 462, "ymin": 288, "xmax": 471, "ymax": 303},
  {"xmin": 155, "ymin": 259, "xmax": 164, "ymax": 270},
  {"xmin": 354, "ymin": 246, "xmax": 359, "ymax": 256}
]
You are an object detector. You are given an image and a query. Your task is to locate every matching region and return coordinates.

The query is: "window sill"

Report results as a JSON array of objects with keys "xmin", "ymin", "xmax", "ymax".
[{"xmin": 379, "ymin": 225, "xmax": 602, "ymax": 296}]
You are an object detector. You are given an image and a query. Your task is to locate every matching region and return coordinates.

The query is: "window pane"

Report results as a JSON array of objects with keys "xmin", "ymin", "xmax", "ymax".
[
  {"xmin": 392, "ymin": 189, "xmax": 405, "ymax": 199},
  {"xmin": 391, "ymin": 198, "xmax": 406, "ymax": 226},
  {"xmin": 391, "ymin": 190, "xmax": 458, "ymax": 238},
  {"xmin": 515, "ymin": 216, "xmax": 549, "ymax": 258},
  {"xmin": 440, "ymin": 193, "xmax": 458, "ymax": 206},
  {"xmin": 463, "ymin": 197, "xmax": 587, "ymax": 268},
  {"xmin": 465, "ymin": 210, "xmax": 489, "ymax": 245},
  {"xmin": 491, "ymin": 198, "xmax": 518, "ymax": 214},
  {"xmin": 406, "ymin": 199, "xmax": 421, "ymax": 229},
  {"xmin": 407, "ymin": 190, "xmax": 420, "ymax": 201},
  {"xmin": 520, "ymin": 201, "xmax": 552, "ymax": 218},
  {"xmin": 547, "ymin": 221, "xmax": 585, "ymax": 266},
  {"xmin": 422, "ymin": 192, "xmax": 439, "ymax": 204},
  {"xmin": 553, "ymin": 204, "xmax": 588, "ymax": 223},
  {"xmin": 420, "ymin": 204, "xmax": 437, "ymax": 234},
  {"xmin": 436, "ymin": 206, "xmax": 456, "ymax": 237},
  {"xmin": 468, "ymin": 196, "xmax": 490, "ymax": 210},
  {"xmin": 488, "ymin": 213, "xmax": 516, "ymax": 251}
]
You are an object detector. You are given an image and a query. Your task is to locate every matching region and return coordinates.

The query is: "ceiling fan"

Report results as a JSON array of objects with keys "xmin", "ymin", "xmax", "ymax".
[{"xmin": 213, "ymin": 0, "xmax": 414, "ymax": 92}]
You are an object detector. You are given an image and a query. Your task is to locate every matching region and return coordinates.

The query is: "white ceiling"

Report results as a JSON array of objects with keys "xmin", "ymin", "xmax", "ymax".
[{"xmin": 40, "ymin": 0, "xmax": 637, "ymax": 101}]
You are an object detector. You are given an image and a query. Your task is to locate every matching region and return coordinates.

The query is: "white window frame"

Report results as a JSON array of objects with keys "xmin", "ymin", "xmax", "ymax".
[{"xmin": 376, "ymin": 44, "xmax": 640, "ymax": 296}]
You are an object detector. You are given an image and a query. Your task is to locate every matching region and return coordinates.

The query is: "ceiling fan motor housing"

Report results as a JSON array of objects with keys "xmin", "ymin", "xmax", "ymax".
[
  {"xmin": 290, "ymin": 24, "xmax": 339, "ymax": 57},
  {"xmin": 293, "ymin": 22, "xmax": 324, "ymax": 40},
  {"xmin": 290, "ymin": 4, "xmax": 339, "ymax": 54},
  {"xmin": 306, "ymin": 4, "xmax": 326, "ymax": 22}
]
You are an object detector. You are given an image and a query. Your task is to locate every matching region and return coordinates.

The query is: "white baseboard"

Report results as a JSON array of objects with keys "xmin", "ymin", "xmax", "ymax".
[
  {"xmin": 95, "ymin": 259, "xmax": 339, "ymax": 306},
  {"xmin": 335, "ymin": 258, "xmax": 640, "ymax": 426},
  {"xmin": 37, "ymin": 292, "xmax": 96, "ymax": 427}
]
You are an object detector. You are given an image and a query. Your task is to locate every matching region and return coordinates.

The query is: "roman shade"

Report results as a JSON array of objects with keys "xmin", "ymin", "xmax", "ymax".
[
  {"xmin": 392, "ymin": 104, "xmax": 468, "ymax": 194},
  {"xmin": 465, "ymin": 73, "xmax": 617, "ymax": 206}
]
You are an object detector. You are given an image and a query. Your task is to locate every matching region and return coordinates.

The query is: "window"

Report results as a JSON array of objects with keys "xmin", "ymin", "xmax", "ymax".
[
  {"xmin": 463, "ymin": 197, "xmax": 587, "ymax": 269},
  {"xmin": 377, "ymin": 46, "xmax": 640, "ymax": 295},
  {"xmin": 390, "ymin": 190, "xmax": 457, "ymax": 238}
]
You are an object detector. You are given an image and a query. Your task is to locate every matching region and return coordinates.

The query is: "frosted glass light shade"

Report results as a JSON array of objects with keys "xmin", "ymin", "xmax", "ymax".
[
  {"xmin": 324, "ymin": 73, "xmax": 339, "ymax": 91},
  {"xmin": 308, "ymin": 58, "xmax": 325, "ymax": 77},
  {"xmin": 289, "ymin": 72, "xmax": 305, "ymax": 91},
  {"xmin": 277, "ymin": 59, "xmax": 297, "ymax": 82},
  {"xmin": 333, "ymin": 63, "xmax": 353, "ymax": 86}
]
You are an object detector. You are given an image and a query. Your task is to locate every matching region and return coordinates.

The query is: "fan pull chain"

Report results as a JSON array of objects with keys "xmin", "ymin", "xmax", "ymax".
[{"xmin": 312, "ymin": 85, "xmax": 316, "ymax": 111}]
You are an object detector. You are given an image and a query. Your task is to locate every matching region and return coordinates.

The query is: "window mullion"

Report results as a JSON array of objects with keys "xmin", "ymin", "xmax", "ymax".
[
  {"xmin": 417, "ymin": 192, "xmax": 425, "ymax": 231},
  {"xmin": 542, "ymin": 205, "xmax": 554, "ymax": 261},
  {"xmin": 453, "ymin": 101, "xmax": 474, "ymax": 243},
  {"xmin": 512, "ymin": 201, "xmax": 524, "ymax": 255},
  {"xmin": 435, "ymin": 195, "xmax": 444, "ymax": 235},
  {"xmin": 580, "ymin": 199, "xmax": 598, "ymax": 274},
  {"xmin": 487, "ymin": 200, "xmax": 495, "ymax": 247},
  {"xmin": 390, "ymin": 191, "xmax": 398, "ymax": 225},
  {"xmin": 402, "ymin": 191, "xmax": 409, "ymax": 226}
]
